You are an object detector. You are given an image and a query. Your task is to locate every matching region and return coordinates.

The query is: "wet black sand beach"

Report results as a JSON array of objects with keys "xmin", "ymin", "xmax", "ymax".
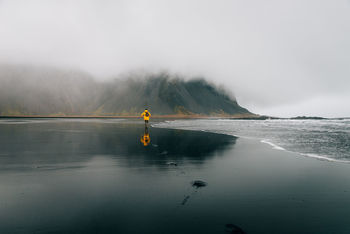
[{"xmin": 0, "ymin": 119, "xmax": 350, "ymax": 233}]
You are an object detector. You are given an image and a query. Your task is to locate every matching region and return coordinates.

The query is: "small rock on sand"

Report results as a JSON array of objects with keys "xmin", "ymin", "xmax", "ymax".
[
  {"xmin": 225, "ymin": 224, "xmax": 246, "ymax": 234},
  {"xmin": 191, "ymin": 180, "xmax": 207, "ymax": 188}
]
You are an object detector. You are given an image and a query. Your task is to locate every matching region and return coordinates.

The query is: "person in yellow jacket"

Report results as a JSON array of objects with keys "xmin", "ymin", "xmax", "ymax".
[{"xmin": 140, "ymin": 109, "xmax": 151, "ymax": 125}]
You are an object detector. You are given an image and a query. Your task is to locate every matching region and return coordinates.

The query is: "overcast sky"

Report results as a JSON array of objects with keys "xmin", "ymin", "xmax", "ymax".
[{"xmin": 0, "ymin": 0, "xmax": 349, "ymax": 117}]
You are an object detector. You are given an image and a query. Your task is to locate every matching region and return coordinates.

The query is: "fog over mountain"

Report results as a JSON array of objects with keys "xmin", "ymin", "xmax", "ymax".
[
  {"xmin": 0, "ymin": 0, "xmax": 349, "ymax": 117},
  {"xmin": 0, "ymin": 64, "xmax": 250, "ymax": 116}
]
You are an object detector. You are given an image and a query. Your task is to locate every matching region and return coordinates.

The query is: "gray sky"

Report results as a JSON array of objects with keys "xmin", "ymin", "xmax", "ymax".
[{"xmin": 0, "ymin": 0, "xmax": 349, "ymax": 117}]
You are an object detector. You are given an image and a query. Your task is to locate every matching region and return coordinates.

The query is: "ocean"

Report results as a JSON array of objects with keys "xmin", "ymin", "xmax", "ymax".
[
  {"xmin": 1, "ymin": 118, "xmax": 350, "ymax": 233},
  {"xmin": 154, "ymin": 118, "xmax": 350, "ymax": 163}
]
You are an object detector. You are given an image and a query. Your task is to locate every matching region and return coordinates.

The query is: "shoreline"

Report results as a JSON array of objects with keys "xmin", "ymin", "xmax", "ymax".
[
  {"xmin": 1, "ymin": 116, "xmax": 348, "ymax": 164},
  {"xmin": 0, "ymin": 114, "xmax": 262, "ymax": 120},
  {"xmin": 153, "ymin": 120, "xmax": 350, "ymax": 165},
  {"xmin": 1, "ymin": 115, "xmax": 348, "ymax": 120}
]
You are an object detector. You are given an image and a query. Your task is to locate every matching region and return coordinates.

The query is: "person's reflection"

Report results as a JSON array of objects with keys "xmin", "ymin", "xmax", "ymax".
[{"xmin": 140, "ymin": 126, "xmax": 151, "ymax": 146}]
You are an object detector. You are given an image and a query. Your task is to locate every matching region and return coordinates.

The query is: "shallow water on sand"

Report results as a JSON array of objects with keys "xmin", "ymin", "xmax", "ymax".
[
  {"xmin": 0, "ymin": 119, "xmax": 236, "ymax": 233},
  {"xmin": 155, "ymin": 119, "xmax": 350, "ymax": 162},
  {"xmin": 1, "ymin": 119, "xmax": 350, "ymax": 234}
]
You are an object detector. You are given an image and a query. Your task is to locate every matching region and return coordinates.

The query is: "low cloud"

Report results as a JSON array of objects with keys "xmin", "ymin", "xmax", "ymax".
[{"xmin": 0, "ymin": 0, "xmax": 349, "ymax": 117}]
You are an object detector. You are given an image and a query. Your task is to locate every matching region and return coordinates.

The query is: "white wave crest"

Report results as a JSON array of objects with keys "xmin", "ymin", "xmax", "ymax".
[
  {"xmin": 301, "ymin": 153, "xmax": 350, "ymax": 163},
  {"xmin": 260, "ymin": 140, "xmax": 286, "ymax": 151}
]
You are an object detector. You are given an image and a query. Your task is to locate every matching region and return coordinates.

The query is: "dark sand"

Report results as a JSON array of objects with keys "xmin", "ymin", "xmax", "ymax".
[{"xmin": 0, "ymin": 119, "xmax": 350, "ymax": 233}]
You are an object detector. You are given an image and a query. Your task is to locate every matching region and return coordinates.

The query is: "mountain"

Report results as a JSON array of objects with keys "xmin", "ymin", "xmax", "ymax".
[{"xmin": 0, "ymin": 64, "xmax": 252, "ymax": 116}]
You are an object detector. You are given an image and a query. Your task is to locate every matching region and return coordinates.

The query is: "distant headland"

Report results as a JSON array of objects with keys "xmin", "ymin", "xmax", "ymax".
[{"xmin": 0, "ymin": 64, "xmax": 256, "ymax": 118}]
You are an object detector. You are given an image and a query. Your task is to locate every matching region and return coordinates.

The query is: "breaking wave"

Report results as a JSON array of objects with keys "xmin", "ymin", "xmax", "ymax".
[{"xmin": 154, "ymin": 119, "xmax": 350, "ymax": 163}]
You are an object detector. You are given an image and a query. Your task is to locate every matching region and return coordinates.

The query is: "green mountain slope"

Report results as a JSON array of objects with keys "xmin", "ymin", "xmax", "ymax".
[{"xmin": 0, "ymin": 65, "xmax": 251, "ymax": 116}]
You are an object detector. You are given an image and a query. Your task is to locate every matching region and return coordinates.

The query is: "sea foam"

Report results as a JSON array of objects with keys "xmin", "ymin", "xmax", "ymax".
[{"xmin": 154, "ymin": 119, "xmax": 350, "ymax": 164}]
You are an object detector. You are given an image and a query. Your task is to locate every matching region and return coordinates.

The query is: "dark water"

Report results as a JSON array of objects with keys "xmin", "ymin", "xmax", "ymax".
[
  {"xmin": 0, "ymin": 119, "xmax": 237, "ymax": 234},
  {"xmin": 2, "ymin": 119, "xmax": 350, "ymax": 234}
]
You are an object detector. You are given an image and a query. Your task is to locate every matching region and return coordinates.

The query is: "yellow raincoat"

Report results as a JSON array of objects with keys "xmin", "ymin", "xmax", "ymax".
[{"xmin": 141, "ymin": 110, "xmax": 151, "ymax": 121}]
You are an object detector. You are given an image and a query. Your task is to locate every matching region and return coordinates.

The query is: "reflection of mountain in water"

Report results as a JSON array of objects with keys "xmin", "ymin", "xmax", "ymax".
[{"xmin": 0, "ymin": 120, "xmax": 236, "ymax": 169}]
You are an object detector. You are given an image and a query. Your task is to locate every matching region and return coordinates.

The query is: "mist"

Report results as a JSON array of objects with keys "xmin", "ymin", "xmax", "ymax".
[{"xmin": 0, "ymin": 0, "xmax": 349, "ymax": 117}]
